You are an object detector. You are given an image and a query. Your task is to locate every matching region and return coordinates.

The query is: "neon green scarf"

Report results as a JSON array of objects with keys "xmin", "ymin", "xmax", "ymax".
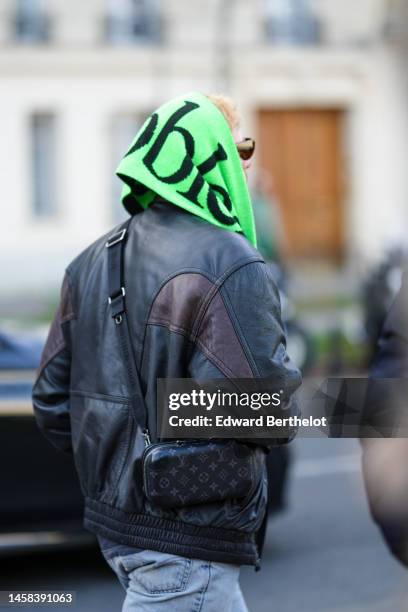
[{"xmin": 116, "ymin": 92, "xmax": 257, "ymax": 247}]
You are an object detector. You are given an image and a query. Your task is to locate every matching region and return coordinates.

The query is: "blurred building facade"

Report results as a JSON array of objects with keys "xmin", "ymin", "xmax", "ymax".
[{"xmin": 1, "ymin": 0, "xmax": 408, "ymax": 294}]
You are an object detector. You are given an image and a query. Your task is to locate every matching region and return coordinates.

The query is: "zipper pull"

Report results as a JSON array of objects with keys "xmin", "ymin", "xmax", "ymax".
[{"xmin": 143, "ymin": 428, "xmax": 151, "ymax": 447}]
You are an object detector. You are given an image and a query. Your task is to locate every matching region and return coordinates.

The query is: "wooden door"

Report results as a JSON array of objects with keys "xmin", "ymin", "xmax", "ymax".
[{"xmin": 257, "ymin": 109, "xmax": 345, "ymax": 261}]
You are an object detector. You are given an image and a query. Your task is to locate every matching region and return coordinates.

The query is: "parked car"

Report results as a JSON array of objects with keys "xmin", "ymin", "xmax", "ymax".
[
  {"xmin": 0, "ymin": 330, "xmax": 43, "ymax": 370},
  {"xmin": 0, "ymin": 329, "xmax": 92, "ymax": 555},
  {"xmin": 0, "ymin": 330, "xmax": 43, "ymax": 400}
]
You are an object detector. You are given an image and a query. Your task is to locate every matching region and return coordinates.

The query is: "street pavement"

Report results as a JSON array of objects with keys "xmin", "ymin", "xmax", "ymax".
[
  {"xmin": 1, "ymin": 438, "xmax": 407, "ymax": 612},
  {"xmin": 241, "ymin": 438, "xmax": 408, "ymax": 612}
]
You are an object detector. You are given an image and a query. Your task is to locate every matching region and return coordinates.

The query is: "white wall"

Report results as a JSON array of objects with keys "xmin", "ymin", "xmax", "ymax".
[
  {"xmin": 0, "ymin": 0, "xmax": 407, "ymax": 293},
  {"xmin": 347, "ymin": 49, "xmax": 408, "ymax": 269}
]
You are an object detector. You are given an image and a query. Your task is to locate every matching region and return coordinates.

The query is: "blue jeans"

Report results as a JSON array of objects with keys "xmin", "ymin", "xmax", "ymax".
[{"xmin": 103, "ymin": 548, "xmax": 249, "ymax": 612}]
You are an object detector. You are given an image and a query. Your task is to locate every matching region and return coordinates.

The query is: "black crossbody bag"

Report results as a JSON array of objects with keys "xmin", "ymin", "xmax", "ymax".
[{"xmin": 106, "ymin": 221, "xmax": 261, "ymax": 509}]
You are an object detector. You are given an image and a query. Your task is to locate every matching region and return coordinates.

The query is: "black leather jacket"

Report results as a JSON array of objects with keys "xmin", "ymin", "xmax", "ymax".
[{"xmin": 32, "ymin": 200, "xmax": 301, "ymax": 566}]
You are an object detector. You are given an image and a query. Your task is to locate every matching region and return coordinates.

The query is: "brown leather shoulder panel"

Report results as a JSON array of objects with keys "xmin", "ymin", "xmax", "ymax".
[
  {"xmin": 37, "ymin": 273, "xmax": 75, "ymax": 376},
  {"xmin": 148, "ymin": 273, "xmax": 213, "ymax": 335},
  {"xmin": 60, "ymin": 272, "xmax": 75, "ymax": 323},
  {"xmin": 148, "ymin": 273, "xmax": 253, "ymax": 378},
  {"xmin": 197, "ymin": 291, "xmax": 254, "ymax": 378}
]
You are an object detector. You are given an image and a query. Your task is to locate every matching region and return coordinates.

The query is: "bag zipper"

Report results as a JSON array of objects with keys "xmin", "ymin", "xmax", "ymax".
[
  {"xmin": 142, "ymin": 433, "xmax": 214, "ymax": 461},
  {"xmin": 143, "ymin": 428, "xmax": 151, "ymax": 447},
  {"xmin": 143, "ymin": 430, "xmax": 211, "ymax": 449}
]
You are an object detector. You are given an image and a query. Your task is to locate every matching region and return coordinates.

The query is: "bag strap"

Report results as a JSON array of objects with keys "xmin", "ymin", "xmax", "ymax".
[{"xmin": 106, "ymin": 219, "xmax": 149, "ymax": 439}]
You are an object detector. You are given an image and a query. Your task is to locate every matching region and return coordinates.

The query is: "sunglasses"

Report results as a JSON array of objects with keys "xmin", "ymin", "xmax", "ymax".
[{"xmin": 236, "ymin": 137, "xmax": 256, "ymax": 161}]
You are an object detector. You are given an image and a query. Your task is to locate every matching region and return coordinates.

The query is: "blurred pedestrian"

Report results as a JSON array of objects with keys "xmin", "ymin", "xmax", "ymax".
[
  {"xmin": 362, "ymin": 265, "xmax": 408, "ymax": 567},
  {"xmin": 251, "ymin": 170, "xmax": 288, "ymax": 264}
]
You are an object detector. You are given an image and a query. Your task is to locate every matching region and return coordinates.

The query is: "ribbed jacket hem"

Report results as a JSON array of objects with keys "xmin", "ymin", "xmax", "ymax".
[{"xmin": 84, "ymin": 497, "xmax": 258, "ymax": 566}]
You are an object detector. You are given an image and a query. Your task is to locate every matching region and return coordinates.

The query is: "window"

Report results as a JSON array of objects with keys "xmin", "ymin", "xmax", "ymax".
[
  {"xmin": 106, "ymin": 0, "xmax": 160, "ymax": 44},
  {"xmin": 111, "ymin": 113, "xmax": 145, "ymax": 223},
  {"xmin": 31, "ymin": 114, "xmax": 58, "ymax": 219},
  {"xmin": 15, "ymin": 0, "xmax": 49, "ymax": 43},
  {"xmin": 384, "ymin": 0, "xmax": 408, "ymax": 44},
  {"xmin": 264, "ymin": 0, "xmax": 320, "ymax": 45}
]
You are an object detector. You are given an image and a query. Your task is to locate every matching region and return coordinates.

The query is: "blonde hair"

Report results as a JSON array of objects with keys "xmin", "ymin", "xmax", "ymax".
[{"xmin": 206, "ymin": 93, "xmax": 241, "ymax": 131}]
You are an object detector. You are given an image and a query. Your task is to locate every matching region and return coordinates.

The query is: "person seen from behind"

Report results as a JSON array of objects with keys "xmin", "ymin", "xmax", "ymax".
[{"xmin": 32, "ymin": 92, "xmax": 301, "ymax": 611}]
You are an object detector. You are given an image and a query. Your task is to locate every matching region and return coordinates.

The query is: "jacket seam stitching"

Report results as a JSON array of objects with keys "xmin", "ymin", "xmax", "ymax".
[
  {"xmin": 187, "ymin": 344, "xmax": 227, "ymax": 377},
  {"xmin": 69, "ymin": 389, "xmax": 131, "ymax": 404},
  {"xmin": 85, "ymin": 518, "xmax": 255, "ymax": 559},
  {"xmin": 148, "ymin": 317, "xmax": 192, "ymax": 336},
  {"xmin": 140, "ymin": 270, "xmax": 216, "ymax": 370},
  {"xmin": 33, "ymin": 341, "xmax": 65, "ymax": 387},
  {"xmin": 146, "ymin": 321, "xmax": 191, "ymax": 339},
  {"xmin": 144, "ymin": 323, "xmax": 238, "ymax": 378},
  {"xmin": 140, "ymin": 259, "xmax": 261, "ymax": 369},
  {"xmin": 219, "ymin": 288, "xmax": 261, "ymax": 377},
  {"xmin": 143, "ymin": 257, "xmax": 263, "ymax": 360},
  {"xmin": 62, "ymin": 268, "xmax": 77, "ymax": 321},
  {"xmin": 85, "ymin": 499, "xmax": 252, "ymax": 539},
  {"xmin": 194, "ymin": 339, "xmax": 237, "ymax": 378},
  {"xmin": 191, "ymin": 260, "xmax": 264, "ymax": 376},
  {"xmin": 190, "ymin": 258, "xmax": 263, "ymax": 342}
]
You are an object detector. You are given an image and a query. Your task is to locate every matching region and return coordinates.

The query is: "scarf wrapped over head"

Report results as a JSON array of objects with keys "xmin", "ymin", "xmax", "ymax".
[{"xmin": 116, "ymin": 92, "xmax": 257, "ymax": 247}]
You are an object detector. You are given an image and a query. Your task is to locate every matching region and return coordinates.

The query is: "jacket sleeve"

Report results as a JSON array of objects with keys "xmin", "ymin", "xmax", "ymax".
[
  {"xmin": 32, "ymin": 272, "xmax": 75, "ymax": 454},
  {"xmin": 189, "ymin": 260, "xmax": 302, "ymax": 447}
]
